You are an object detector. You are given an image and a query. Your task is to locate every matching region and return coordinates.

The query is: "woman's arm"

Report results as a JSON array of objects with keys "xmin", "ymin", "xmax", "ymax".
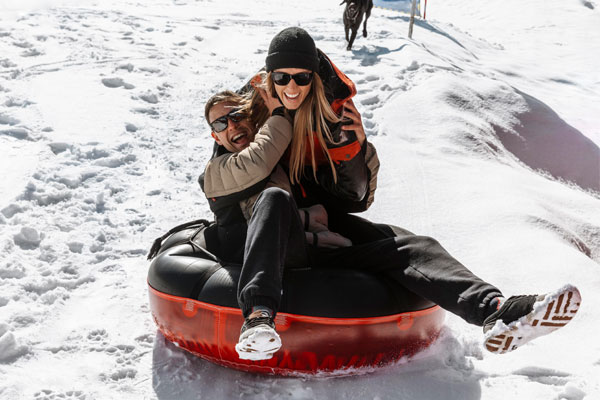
[
  {"xmin": 312, "ymin": 100, "xmax": 380, "ymax": 212},
  {"xmin": 202, "ymin": 115, "xmax": 292, "ymax": 199},
  {"xmin": 340, "ymin": 99, "xmax": 365, "ymax": 146}
]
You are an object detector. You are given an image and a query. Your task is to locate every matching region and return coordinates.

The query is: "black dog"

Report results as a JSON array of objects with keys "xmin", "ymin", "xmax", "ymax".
[{"xmin": 340, "ymin": 0, "xmax": 373, "ymax": 50}]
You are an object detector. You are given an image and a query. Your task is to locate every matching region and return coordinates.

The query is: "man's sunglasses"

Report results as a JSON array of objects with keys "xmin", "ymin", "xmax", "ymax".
[
  {"xmin": 209, "ymin": 110, "xmax": 245, "ymax": 133},
  {"xmin": 271, "ymin": 71, "xmax": 313, "ymax": 86}
]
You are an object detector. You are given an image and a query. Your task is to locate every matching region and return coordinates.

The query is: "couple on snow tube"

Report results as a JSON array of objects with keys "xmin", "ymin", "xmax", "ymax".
[{"xmin": 147, "ymin": 27, "xmax": 581, "ymax": 373}]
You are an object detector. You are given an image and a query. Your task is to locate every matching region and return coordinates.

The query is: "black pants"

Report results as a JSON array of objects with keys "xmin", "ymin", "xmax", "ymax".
[{"xmin": 238, "ymin": 187, "xmax": 503, "ymax": 326}]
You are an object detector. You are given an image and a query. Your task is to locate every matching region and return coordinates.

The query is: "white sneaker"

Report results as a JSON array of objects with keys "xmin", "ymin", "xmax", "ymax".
[
  {"xmin": 483, "ymin": 284, "xmax": 581, "ymax": 354},
  {"xmin": 235, "ymin": 310, "xmax": 282, "ymax": 361}
]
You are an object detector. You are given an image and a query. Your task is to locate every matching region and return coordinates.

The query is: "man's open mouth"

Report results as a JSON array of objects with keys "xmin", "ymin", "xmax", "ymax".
[{"xmin": 232, "ymin": 133, "xmax": 247, "ymax": 143}]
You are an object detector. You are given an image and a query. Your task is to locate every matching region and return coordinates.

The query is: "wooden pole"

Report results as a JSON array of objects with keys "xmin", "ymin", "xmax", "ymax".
[{"xmin": 408, "ymin": 0, "xmax": 418, "ymax": 39}]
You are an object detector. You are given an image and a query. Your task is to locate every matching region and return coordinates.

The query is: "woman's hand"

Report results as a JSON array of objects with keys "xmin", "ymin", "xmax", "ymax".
[
  {"xmin": 301, "ymin": 204, "xmax": 352, "ymax": 248},
  {"xmin": 341, "ymin": 99, "xmax": 366, "ymax": 146},
  {"xmin": 300, "ymin": 204, "xmax": 329, "ymax": 232},
  {"xmin": 254, "ymin": 80, "xmax": 283, "ymax": 115},
  {"xmin": 305, "ymin": 231, "xmax": 352, "ymax": 248}
]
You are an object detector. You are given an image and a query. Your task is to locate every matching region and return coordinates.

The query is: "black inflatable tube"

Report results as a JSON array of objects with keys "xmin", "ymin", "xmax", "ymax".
[{"xmin": 147, "ymin": 225, "xmax": 437, "ymax": 318}]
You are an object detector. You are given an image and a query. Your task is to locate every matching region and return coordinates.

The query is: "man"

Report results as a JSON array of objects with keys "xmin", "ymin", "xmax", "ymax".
[{"xmin": 200, "ymin": 89, "xmax": 356, "ymax": 360}]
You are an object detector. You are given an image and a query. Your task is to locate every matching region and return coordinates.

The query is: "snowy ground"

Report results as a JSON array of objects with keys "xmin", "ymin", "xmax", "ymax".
[{"xmin": 1, "ymin": 0, "xmax": 599, "ymax": 399}]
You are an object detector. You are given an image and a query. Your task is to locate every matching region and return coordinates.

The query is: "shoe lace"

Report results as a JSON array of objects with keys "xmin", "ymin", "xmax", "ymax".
[{"xmin": 242, "ymin": 312, "xmax": 274, "ymax": 332}]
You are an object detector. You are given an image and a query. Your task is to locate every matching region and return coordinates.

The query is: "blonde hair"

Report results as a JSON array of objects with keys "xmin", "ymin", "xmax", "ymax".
[
  {"xmin": 247, "ymin": 72, "xmax": 271, "ymax": 131},
  {"xmin": 254, "ymin": 72, "xmax": 340, "ymax": 184}
]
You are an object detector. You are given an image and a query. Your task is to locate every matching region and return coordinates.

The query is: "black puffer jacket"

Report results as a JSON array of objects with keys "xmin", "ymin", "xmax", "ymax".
[{"xmin": 287, "ymin": 49, "xmax": 378, "ymax": 213}]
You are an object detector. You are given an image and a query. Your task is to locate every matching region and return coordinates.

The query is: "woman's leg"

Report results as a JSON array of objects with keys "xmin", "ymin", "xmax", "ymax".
[
  {"xmin": 327, "ymin": 211, "xmax": 414, "ymax": 244},
  {"xmin": 312, "ymin": 232, "xmax": 503, "ymax": 326}
]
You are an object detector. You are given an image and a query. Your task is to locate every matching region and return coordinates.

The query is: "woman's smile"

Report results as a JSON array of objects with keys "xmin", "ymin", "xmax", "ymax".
[{"xmin": 273, "ymin": 68, "xmax": 312, "ymax": 110}]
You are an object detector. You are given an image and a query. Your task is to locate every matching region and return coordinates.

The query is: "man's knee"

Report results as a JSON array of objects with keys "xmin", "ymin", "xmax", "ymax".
[{"xmin": 257, "ymin": 187, "xmax": 292, "ymax": 204}]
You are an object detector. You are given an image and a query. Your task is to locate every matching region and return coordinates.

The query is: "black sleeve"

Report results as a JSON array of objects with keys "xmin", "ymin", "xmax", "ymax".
[{"xmin": 314, "ymin": 124, "xmax": 369, "ymax": 205}]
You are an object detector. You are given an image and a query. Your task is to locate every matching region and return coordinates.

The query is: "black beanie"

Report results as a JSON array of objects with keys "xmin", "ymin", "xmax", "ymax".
[{"xmin": 265, "ymin": 27, "xmax": 320, "ymax": 72}]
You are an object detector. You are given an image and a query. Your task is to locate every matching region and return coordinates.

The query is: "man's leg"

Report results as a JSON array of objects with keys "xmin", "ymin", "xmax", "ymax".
[
  {"xmin": 236, "ymin": 187, "xmax": 307, "ymax": 361},
  {"xmin": 238, "ymin": 187, "xmax": 307, "ymax": 317}
]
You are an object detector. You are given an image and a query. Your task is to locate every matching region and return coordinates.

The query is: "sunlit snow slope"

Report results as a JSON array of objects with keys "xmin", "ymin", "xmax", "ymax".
[{"xmin": 1, "ymin": 0, "xmax": 599, "ymax": 399}]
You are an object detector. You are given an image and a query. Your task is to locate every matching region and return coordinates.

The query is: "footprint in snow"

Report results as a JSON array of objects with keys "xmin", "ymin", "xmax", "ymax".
[
  {"xmin": 360, "ymin": 94, "xmax": 380, "ymax": 107},
  {"xmin": 134, "ymin": 333, "xmax": 154, "ymax": 346},
  {"xmin": 139, "ymin": 66, "xmax": 161, "ymax": 74},
  {"xmin": 0, "ymin": 261, "xmax": 26, "ymax": 279},
  {"xmin": 87, "ymin": 328, "xmax": 108, "ymax": 343},
  {"xmin": 34, "ymin": 389, "xmax": 87, "ymax": 400},
  {"xmin": 1, "ymin": 58, "xmax": 18, "ymax": 68},
  {"xmin": 364, "ymin": 120, "xmax": 376, "ymax": 130},
  {"xmin": 116, "ymin": 63, "xmax": 134, "ymax": 72},
  {"xmin": 0, "ymin": 323, "xmax": 30, "ymax": 363},
  {"xmin": 21, "ymin": 48, "xmax": 44, "ymax": 57},
  {"xmin": 0, "ymin": 114, "xmax": 20, "ymax": 125},
  {"xmin": 1, "ymin": 128, "xmax": 32, "ymax": 140},
  {"xmin": 93, "ymin": 154, "xmax": 137, "ymax": 168},
  {"xmin": 101, "ymin": 367, "xmax": 137, "ymax": 382},
  {"xmin": 125, "ymin": 123, "xmax": 138, "ymax": 132},
  {"xmin": 356, "ymin": 74, "xmax": 380, "ymax": 84},
  {"xmin": 48, "ymin": 142, "xmax": 71, "ymax": 154},
  {"xmin": 12, "ymin": 40, "xmax": 33, "ymax": 49},
  {"xmin": 4, "ymin": 98, "xmax": 34, "ymax": 107},
  {"xmin": 581, "ymin": 0, "xmax": 594, "ymax": 10},
  {"xmin": 104, "ymin": 343, "xmax": 135, "ymax": 358},
  {"xmin": 2, "ymin": 203, "xmax": 25, "ymax": 219},
  {"xmin": 139, "ymin": 93, "xmax": 158, "ymax": 104},
  {"xmin": 132, "ymin": 107, "xmax": 158, "ymax": 116},
  {"xmin": 67, "ymin": 242, "xmax": 84, "ymax": 253},
  {"xmin": 101, "ymin": 77, "xmax": 135, "ymax": 89}
]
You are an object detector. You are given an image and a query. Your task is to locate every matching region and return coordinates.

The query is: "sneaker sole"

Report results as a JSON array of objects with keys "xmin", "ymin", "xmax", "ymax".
[
  {"xmin": 484, "ymin": 285, "xmax": 581, "ymax": 354},
  {"xmin": 235, "ymin": 324, "xmax": 282, "ymax": 361}
]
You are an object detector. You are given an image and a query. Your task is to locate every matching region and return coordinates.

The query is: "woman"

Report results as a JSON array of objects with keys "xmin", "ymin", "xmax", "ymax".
[
  {"xmin": 248, "ymin": 29, "xmax": 376, "ymax": 216},
  {"xmin": 235, "ymin": 26, "xmax": 581, "ymax": 359}
]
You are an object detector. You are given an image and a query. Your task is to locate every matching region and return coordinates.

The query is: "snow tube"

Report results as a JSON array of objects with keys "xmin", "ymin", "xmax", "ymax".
[{"xmin": 147, "ymin": 221, "xmax": 445, "ymax": 375}]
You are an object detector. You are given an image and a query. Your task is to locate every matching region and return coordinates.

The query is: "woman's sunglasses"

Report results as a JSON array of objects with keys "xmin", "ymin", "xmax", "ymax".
[
  {"xmin": 209, "ymin": 110, "xmax": 245, "ymax": 133},
  {"xmin": 271, "ymin": 72, "xmax": 313, "ymax": 86}
]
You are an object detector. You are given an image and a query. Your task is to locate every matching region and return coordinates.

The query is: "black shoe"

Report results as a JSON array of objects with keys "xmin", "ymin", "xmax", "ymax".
[
  {"xmin": 483, "ymin": 295, "xmax": 538, "ymax": 333},
  {"xmin": 483, "ymin": 285, "xmax": 581, "ymax": 354},
  {"xmin": 235, "ymin": 310, "xmax": 281, "ymax": 361}
]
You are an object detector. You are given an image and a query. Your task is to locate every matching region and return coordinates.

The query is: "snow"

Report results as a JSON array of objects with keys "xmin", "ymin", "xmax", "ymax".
[{"xmin": 1, "ymin": 0, "xmax": 599, "ymax": 399}]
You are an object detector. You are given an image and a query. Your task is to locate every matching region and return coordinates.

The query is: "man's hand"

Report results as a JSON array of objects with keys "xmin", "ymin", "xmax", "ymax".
[{"xmin": 341, "ymin": 99, "xmax": 366, "ymax": 146}]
